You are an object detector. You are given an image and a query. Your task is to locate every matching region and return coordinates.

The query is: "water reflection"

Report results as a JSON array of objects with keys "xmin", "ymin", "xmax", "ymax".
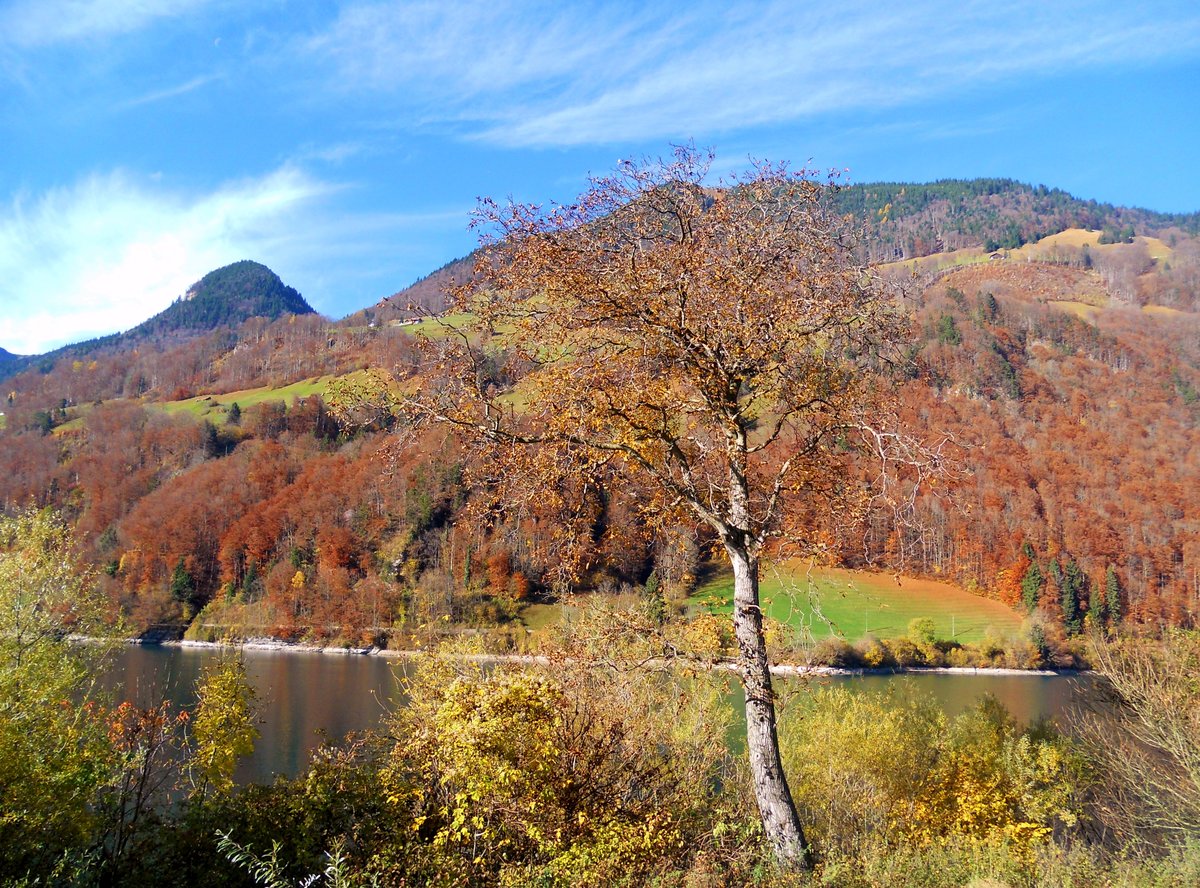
[
  {"xmin": 101, "ymin": 646, "xmax": 1097, "ymax": 784},
  {"xmin": 811, "ymin": 671, "xmax": 1098, "ymax": 725},
  {"xmin": 101, "ymin": 646, "xmax": 408, "ymax": 785}
]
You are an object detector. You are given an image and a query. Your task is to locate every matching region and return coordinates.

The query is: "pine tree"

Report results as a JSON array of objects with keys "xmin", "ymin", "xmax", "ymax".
[
  {"xmin": 1105, "ymin": 566, "xmax": 1123, "ymax": 629},
  {"xmin": 1021, "ymin": 561, "xmax": 1043, "ymax": 612},
  {"xmin": 170, "ymin": 557, "xmax": 199, "ymax": 616},
  {"xmin": 1062, "ymin": 558, "xmax": 1084, "ymax": 635}
]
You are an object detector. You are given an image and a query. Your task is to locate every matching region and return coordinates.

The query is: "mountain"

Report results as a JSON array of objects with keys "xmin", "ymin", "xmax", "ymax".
[
  {"xmin": 1, "ymin": 183, "xmax": 1198, "ymax": 642},
  {"xmin": 828, "ymin": 178, "xmax": 1200, "ymax": 262},
  {"xmin": 0, "ymin": 261, "xmax": 313, "ymax": 382},
  {"xmin": 130, "ymin": 260, "xmax": 314, "ymax": 339},
  {"xmin": 0, "ymin": 347, "xmax": 22, "ymax": 370}
]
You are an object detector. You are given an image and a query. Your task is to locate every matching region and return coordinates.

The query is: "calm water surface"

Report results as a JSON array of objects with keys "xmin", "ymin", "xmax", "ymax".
[{"xmin": 102, "ymin": 645, "xmax": 1099, "ymax": 785}]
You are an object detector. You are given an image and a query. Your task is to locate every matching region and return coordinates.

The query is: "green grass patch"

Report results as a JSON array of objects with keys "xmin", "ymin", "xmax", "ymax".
[
  {"xmin": 518, "ymin": 602, "xmax": 564, "ymax": 633},
  {"xmin": 690, "ymin": 562, "xmax": 1021, "ymax": 645},
  {"xmin": 154, "ymin": 376, "xmax": 337, "ymax": 421},
  {"xmin": 398, "ymin": 313, "xmax": 477, "ymax": 339}
]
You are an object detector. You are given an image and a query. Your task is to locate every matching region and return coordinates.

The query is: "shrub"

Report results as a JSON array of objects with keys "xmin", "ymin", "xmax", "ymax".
[
  {"xmin": 382, "ymin": 647, "xmax": 735, "ymax": 885},
  {"xmin": 780, "ymin": 687, "xmax": 1084, "ymax": 856},
  {"xmin": 856, "ymin": 634, "xmax": 894, "ymax": 669},
  {"xmin": 886, "ymin": 636, "xmax": 925, "ymax": 667},
  {"xmin": 809, "ymin": 637, "xmax": 862, "ymax": 668}
]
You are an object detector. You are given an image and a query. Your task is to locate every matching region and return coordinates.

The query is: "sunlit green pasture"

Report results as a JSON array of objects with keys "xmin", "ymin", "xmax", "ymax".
[
  {"xmin": 154, "ymin": 376, "xmax": 336, "ymax": 421},
  {"xmin": 690, "ymin": 562, "xmax": 1022, "ymax": 645}
]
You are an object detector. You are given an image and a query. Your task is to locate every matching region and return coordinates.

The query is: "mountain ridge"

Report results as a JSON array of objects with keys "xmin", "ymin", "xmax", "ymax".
[
  {"xmin": 0, "ymin": 260, "xmax": 313, "ymax": 381},
  {"xmin": 5, "ymin": 178, "xmax": 1197, "ymax": 376},
  {"xmin": 828, "ymin": 178, "xmax": 1199, "ymax": 262}
]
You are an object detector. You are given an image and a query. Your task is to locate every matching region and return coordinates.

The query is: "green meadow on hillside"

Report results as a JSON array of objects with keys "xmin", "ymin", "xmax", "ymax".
[
  {"xmin": 51, "ymin": 376, "xmax": 340, "ymax": 435},
  {"xmin": 155, "ymin": 376, "xmax": 336, "ymax": 421},
  {"xmin": 691, "ymin": 562, "xmax": 1022, "ymax": 645}
]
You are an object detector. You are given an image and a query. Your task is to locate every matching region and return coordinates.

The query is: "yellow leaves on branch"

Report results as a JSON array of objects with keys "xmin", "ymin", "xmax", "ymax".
[
  {"xmin": 384, "ymin": 646, "xmax": 730, "ymax": 882},
  {"xmin": 781, "ymin": 687, "xmax": 1082, "ymax": 854},
  {"xmin": 191, "ymin": 656, "xmax": 259, "ymax": 799}
]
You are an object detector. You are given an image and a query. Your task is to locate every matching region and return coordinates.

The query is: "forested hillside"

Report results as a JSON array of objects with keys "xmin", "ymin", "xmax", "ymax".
[
  {"xmin": 831, "ymin": 178, "xmax": 1200, "ymax": 261},
  {"xmin": 0, "ymin": 260, "xmax": 314, "ymax": 383},
  {"xmin": 1, "ymin": 197, "xmax": 1198, "ymax": 651},
  {"xmin": 132, "ymin": 260, "xmax": 313, "ymax": 337}
]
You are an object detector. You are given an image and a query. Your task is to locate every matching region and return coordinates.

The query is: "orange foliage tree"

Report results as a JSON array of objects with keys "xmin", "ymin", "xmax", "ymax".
[{"xmin": 386, "ymin": 148, "xmax": 947, "ymax": 868}]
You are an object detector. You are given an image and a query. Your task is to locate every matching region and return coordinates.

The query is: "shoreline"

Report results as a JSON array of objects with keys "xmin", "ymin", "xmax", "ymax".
[{"xmin": 141, "ymin": 637, "xmax": 1082, "ymax": 678}]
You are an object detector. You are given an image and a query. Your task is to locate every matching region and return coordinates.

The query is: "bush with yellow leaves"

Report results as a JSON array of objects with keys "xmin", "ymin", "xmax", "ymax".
[
  {"xmin": 780, "ymin": 685, "xmax": 1084, "ymax": 857},
  {"xmin": 381, "ymin": 644, "xmax": 736, "ymax": 887}
]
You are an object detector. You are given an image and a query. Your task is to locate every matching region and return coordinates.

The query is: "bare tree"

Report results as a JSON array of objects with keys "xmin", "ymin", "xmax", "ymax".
[
  {"xmin": 393, "ymin": 147, "xmax": 918, "ymax": 868},
  {"xmin": 1082, "ymin": 631, "xmax": 1200, "ymax": 849}
]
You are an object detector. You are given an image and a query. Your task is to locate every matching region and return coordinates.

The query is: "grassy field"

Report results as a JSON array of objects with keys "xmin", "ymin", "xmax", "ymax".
[
  {"xmin": 49, "ymin": 375, "xmax": 343, "ymax": 434},
  {"xmin": 690, "ymin": 562, "xmax": 1022, "ymax": 645},
  {"xmin": 1018, "ymin": 228, "xmax": 1099, "ymax": 251},
  {"xmin": 515, "ymin": 564, "xmax": 1022, "ymax": 646},
  {"xmin": 1048, "ymin": 299, "xmax": 1105, "ymax": 321},
  {"xmin": 155, "ymin": 376, "xmax": 336, "ymax": 421},
  {"xmin": 396, "ymin": 312, "xmax": 478, "ymax": 339},
  {"xmin": 1014, "ymin": 228, "xmax": 1174, "ymax": 262},
  {"xmin": 878, "ymin": 248, "xmax": 989, "ymax": 276},
  {"xmin": 1141, "ymin": 304, "xmax": 1186, "ymax": 318}
]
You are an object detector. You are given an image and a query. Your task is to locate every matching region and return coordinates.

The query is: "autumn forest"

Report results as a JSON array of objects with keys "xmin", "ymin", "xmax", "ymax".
[{"xmin": 1, "ymin": 179, "xmax": 1197, "ymax": 653}]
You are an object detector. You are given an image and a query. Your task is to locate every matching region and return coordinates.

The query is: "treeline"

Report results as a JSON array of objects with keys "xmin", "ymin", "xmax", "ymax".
[
  {"xmin": 1, "ymin": 239, "xmax": 1199, "ymax": 643},
  {"xmin": 829, "ymin": 178, "xmax": 1200, "ymax": 261}
]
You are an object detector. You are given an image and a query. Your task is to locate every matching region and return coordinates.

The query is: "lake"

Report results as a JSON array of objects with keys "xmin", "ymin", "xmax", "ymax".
[{"xmin": 102, "ymin": 645, "xmax": 1099, "ymax": 785}]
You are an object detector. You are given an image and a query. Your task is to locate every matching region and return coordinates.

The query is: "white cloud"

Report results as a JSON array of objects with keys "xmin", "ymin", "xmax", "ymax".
[
  {"xmin": 117, "ymin": 72, "xmax": 223, "ymax": 108},
  {"xmin": 0, "ymin": 167, "xmax": 340, "ymax": 353},
  {"xmin": 0, "ymin": 0, "xmax": 215, "ymax": 48},
  {"xmin": 303, "ymin": 0, "xmax": 1200, "ymax": 147}
]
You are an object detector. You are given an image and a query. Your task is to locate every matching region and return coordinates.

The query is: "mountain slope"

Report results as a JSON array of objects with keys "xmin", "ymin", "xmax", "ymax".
[
  {"xmin": 829, "ymin": 178, "xmax": 1200, "ymax": 262},
  {"xmin": 0, "ymin": 261, "xmax": 313, "ymax": 383},
  {"xmin": 131, "ymin": 260, "xmax": 314, "ymax": 338},
  {"xmin": 0, "ymin": 347, "xmax": 22, "ymax": 371}
]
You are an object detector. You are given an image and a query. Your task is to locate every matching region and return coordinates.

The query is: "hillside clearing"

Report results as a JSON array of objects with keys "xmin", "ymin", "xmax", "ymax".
[
  {"xmin": 1141, "ymin": 304, "xmax": 1186, "ymax": 317},
  {"xmin": 1049, "ymin": 299, "xmax": 1105, "ymax": 321},
  {"xmin": 155, "ymin": 376, "xmax": 338, "ymax": 420},
  {"xmin": 690, "ymin": 563, "xmax": 1022, "ymax": 644}
]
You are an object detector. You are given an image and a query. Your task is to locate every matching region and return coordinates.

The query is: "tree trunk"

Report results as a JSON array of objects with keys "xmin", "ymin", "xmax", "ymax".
[{"xmin": 728, "ymin": 544, "xmax": 812, "ymax": 869}]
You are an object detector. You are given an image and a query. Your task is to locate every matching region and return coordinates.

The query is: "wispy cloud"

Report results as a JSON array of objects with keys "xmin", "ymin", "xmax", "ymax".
[
  {"xmin": 0, "ymin": 0, "xmax": 216, "ymax": 48},
  {"xmin": 292, "ymin": 141, "xmax": 373, "ymax": 166},
  {"xmin": 117, "ymin": 72, "xmax": 222, "ymax": 108},
  {"xmin": 302, "ymin": 0, "xmax": 1200, "ymax": 148},
  {"xmin": 0, "ymin": 166, "xmax": 339, "ymax": 353}
]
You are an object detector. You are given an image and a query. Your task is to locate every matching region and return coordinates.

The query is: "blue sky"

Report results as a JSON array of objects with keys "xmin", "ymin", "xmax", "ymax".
[{"xmin": 2, "ymin": 0, "xmax": 1199, "ymax": 354}]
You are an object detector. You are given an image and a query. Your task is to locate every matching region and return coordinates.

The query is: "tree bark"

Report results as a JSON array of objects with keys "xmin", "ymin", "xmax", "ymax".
[{"xmin": 728, "ymin": 544, "xmax": 812, "ymax": 869}]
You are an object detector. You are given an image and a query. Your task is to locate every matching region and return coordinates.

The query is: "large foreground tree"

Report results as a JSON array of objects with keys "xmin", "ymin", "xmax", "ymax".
[{"xmin": 398, "ymin": 148, "xmax": 922, "ymax": 868}]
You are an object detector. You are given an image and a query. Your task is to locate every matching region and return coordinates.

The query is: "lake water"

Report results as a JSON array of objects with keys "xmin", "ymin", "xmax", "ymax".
[{"xmin": 102, "ymin": 645, "xmax": 1099, "ymax": 785}]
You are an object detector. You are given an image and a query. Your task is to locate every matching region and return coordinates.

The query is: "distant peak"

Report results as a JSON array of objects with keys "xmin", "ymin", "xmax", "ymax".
[{"xmin": 129, "ymin": 260, "xmax": 315, "ymax": 338}]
